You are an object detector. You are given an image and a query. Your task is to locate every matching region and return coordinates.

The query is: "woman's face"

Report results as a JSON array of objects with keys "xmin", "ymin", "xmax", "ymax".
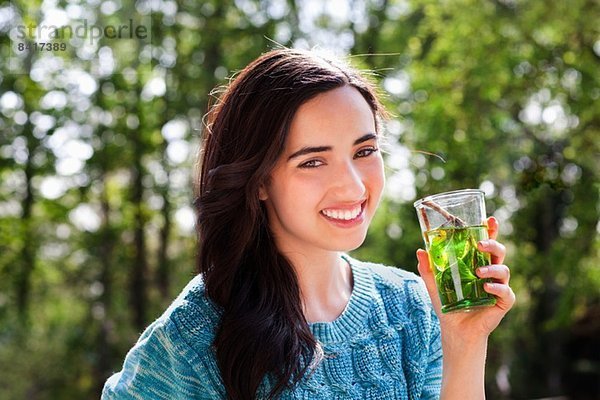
[{"xmin": 259, "ymin": 85, "xmax": 385, "ymax": 255}]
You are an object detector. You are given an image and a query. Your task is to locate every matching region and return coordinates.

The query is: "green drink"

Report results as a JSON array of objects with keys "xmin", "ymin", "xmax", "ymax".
[
  {"xmin": 425, "ymin": 225, "xmax": 496, "ymax": 313},
  {"xmin": 414, "ymin": 189, "xmax": 496, "ymax": 313}
]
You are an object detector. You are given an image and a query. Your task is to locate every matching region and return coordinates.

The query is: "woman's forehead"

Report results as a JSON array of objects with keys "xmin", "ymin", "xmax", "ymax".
[{"xmin": 285, "ymin": 86, "xmax": 376, "ymax": 147}]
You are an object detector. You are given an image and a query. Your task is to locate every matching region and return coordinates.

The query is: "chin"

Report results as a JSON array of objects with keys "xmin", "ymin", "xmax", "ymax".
[{"xmin": 329, "ymin": 234, "xmax": 368, "ymax": 252}]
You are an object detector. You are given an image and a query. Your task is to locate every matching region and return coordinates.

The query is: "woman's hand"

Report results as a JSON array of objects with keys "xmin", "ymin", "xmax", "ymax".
[
  {"xmin": 416, "ymin": 216, "xmax": 516, "ymax": 341},
  {"xmin": 417, "ymin": 216, "xmax": 516, "ymax": 399}
]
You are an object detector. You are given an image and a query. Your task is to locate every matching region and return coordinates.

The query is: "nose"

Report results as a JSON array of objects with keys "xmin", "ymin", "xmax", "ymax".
[{"xmin": 330, "ymin": 159, "xmax": 366, "ymax": 200}]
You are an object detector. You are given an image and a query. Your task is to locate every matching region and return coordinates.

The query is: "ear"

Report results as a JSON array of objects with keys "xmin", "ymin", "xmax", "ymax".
[{"xmin": 258, "ymin": 183, "xmax": 268, "ymax": 201}]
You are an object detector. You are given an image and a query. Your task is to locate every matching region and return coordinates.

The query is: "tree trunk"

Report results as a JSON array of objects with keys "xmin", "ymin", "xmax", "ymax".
[
  {"xmin": 94, "ymin": 171, "xmax": 115, "ymax": 395},
  {"xmin": 156, "ymin": 165, "xmax": 171, "ymax": 300},
  {"xmin": 536, "ymin": 186, "xmax": 566, "ymax": 395},
  {"xmin": 130, "ymin": 99, "xmax": 148, "ymax": 331},
  {"xmin": 16, "ymin": 135, "xmax": 35, "ymax": 325},
  {"xmin": 15, "ymin": 53, "xmax": 37, "ymax": 325}
]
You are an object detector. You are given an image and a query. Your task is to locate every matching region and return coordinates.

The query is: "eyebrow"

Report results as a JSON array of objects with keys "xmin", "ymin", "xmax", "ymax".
[{"xmin": 287, "ymin": 133, "xmax": 377, "ymax": 161}]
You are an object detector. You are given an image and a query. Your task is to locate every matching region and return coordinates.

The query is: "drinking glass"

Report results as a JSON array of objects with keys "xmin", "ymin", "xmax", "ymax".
[{"xmin": 414, "ymin": 189, "xmax": 496, "ymax": 313}]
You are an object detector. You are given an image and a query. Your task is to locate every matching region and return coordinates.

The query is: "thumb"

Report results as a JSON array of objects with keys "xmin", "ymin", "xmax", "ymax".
[{"xmin": 416, "ymin": 249, "xmax": 442, "ymax": 314}]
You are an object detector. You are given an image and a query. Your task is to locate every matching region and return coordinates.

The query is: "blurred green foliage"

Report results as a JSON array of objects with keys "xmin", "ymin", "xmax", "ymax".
[{"xmin": 0, "ymin": 0, "xmax": 598, "ymax": 398}]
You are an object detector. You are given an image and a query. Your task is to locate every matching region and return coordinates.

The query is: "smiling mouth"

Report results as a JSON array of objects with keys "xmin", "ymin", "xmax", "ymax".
[{"xmin": 320, "ymin": 201, "xmax": 366, "ymax": 221}]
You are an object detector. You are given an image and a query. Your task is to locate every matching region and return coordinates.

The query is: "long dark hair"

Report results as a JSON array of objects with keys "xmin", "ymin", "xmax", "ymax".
[{"xmin": 194, "ymin": 48, "xmax": 385, "ymax": 399}]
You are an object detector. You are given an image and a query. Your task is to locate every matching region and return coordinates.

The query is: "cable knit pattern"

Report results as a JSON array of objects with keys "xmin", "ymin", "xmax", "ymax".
[{"xmin": 102, "ymin": 255, "xmax": 442, "ymax": 399}]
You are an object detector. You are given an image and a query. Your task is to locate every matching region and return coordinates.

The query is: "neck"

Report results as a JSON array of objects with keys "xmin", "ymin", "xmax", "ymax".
[{"xmin": 281, "ymin": 250, "xmax": 353, "ymax": 323}]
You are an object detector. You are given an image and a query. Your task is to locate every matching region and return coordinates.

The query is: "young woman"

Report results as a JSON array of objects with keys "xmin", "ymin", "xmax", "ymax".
[{"xmin": 103, "ymin": 48, "xmax": 515, "ymax": 399}]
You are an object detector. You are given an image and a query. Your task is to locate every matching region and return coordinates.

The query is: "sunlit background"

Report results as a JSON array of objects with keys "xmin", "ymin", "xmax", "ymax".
[{"xmin": 1, "ymin": 0, "xmax": 599, "ymax": 399}]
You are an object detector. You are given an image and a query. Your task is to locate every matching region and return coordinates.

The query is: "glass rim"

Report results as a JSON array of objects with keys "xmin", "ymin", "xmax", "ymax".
[{"xmin": 413, "ymin": 189, "xmax": 484, "ymax": 208}]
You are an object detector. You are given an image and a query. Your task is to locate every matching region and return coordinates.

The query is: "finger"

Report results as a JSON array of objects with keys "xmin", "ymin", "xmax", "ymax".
[
  {"xmin": 487, "ymin": 216, "xmax": 499, "ymax": 240},
  {"xmin": 484, "ymin": 282, "xmax": 516, "ymax": 312},
  {"xmin": 476, "ymin": 264, "xmax": 510, "ymax": 285},
  {"xmin": 478, "ymin": 239, "xmax": 506, "ymax": 265},
  {"xmin": 416, "ymin": 249, "xmax": 442, "ymax": 314}
]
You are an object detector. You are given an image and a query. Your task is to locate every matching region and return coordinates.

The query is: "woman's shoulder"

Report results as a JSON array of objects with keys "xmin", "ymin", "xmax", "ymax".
[
  {"xmin": 348, "ymin": 255, "xmax": 423, "ymax": 288},
  {"xmin": 102, "ymin": 276, "xmax": 225, "ymax": 399},
  {"xmin": 356, "ymin": 258, "xmax": 422, "ymax": 284},
  {"xmin": 346, "ymin": 255, "xmax": 433, "ymax": 313},
  {"xmin": 159, "ymin": 274, "xmax": 222, "ymax": 348}
]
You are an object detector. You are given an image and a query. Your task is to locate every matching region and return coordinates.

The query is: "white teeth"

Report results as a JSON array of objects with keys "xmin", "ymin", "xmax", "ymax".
[{"xmin": 322, "ymin": 204, "xmax": 362, "ymax": 220}]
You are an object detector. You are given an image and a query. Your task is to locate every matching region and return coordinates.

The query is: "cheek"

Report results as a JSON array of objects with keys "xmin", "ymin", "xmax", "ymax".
[
  {"xmin": 271, "ymin": 174, "xmax": 325, "ymax": 214},
  {"xmin": 288, "ymin": 174, "xmax": 329, "ymax": 206},
  {"xmin": 366, "ymin": 156, "xmax": 385, "ymax": 196}
]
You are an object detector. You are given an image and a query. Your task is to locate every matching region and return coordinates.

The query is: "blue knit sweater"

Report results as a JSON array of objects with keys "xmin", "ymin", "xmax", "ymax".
[{"xmin": 102, "ymin": 256, "xmax": 443, "ymax": 399}]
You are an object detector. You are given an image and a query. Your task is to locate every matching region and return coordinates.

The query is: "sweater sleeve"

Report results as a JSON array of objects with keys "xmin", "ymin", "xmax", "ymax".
[
  {"xmin": 420, "ymin": 306, "xmax": 443, "ymax": 399},
  {"xmin": 101, "ymin": 317, "xmax": 219, "ymax": 400},
  {"xmin": 364, "ymin": 261, "xmax": 444, "ymax": 398}
]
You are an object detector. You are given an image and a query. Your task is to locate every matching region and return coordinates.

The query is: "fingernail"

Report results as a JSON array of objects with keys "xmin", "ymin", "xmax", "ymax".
[
  {"xmin": 485, "ymin": 282, "xmax": 496, "ymax": 290},
  {"xmin": 478, "ymin": 267, "xmax": 489, "ymax": 276},
  {"xmin": 479, "ymin": 240, "xmax": 490, "ymax": 247}
]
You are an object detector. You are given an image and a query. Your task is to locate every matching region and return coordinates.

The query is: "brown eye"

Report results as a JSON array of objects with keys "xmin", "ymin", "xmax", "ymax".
[
  {"xmin": 355, "ymin": 147, "xmax": 379, "ymax": 158},
  {"xmin": 298, "ymin": 159, "xmax": 324, "ymax": 169}
]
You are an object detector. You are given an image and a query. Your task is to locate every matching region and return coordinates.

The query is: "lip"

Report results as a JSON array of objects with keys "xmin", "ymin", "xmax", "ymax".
[
  {"xmin": 320, "ymin": 200, "xmax": 367, "ymax": 228},
  {"xmin": 321, "ymin": 199, "xmax": 367, "ymax": 212}
]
